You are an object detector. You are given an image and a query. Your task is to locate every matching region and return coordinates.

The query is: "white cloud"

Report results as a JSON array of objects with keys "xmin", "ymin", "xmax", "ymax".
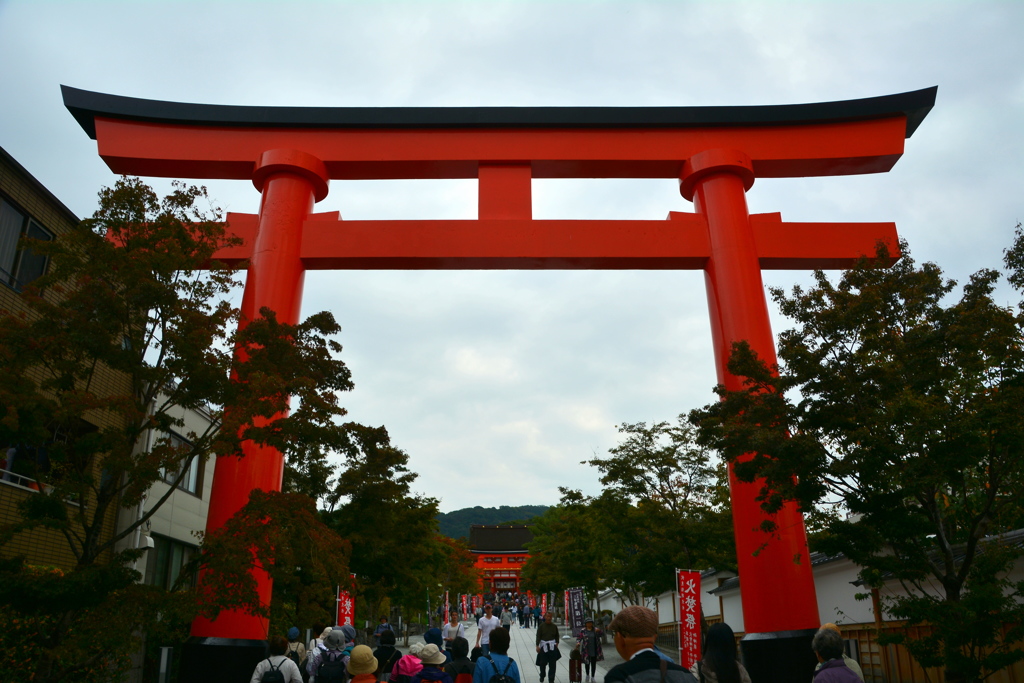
[{"xmin": 2, "ymin": 0, "xmax": 1022, "ymax": 512}]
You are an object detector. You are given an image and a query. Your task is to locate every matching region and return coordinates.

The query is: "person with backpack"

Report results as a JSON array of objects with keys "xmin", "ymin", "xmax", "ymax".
[
  {"xmin": 412, "ymin": 644, "xmax": 455, "ymax": 683},
  {"xmin": 286, "ymin": 627, "xmax": 309, "ymax": 683},
  {"xmin": 310, "ymin": 626, "xmax": 333, "ymax": 657},
  {"xmin": 309, "ymin": 629, "xmax": 350, "ymax": 683},
  {"xmin": 444, "ymin": 636, "xmax": 475, "ymax": 683},
  {"xmin": 374, "ymin": 629, "xmax": 402, "ymax": 681},
  {"xmin": 473, "ymin": 627, "xmax": 520, "ymax": 683},
  {"xmin": 349, "ymin": 645, "xmax": 380, "ymax": 683},
  {"xmin": 251, "ymin": 635, "xmax": 304, "ymax": 683},
  {"xmin": 425, "ymin": 628, "xmax": 453, "ymax": 665}
]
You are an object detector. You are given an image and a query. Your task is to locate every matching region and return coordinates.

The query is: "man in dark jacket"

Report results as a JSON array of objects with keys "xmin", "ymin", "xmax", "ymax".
[{"xmin": 604, "ymin": 606, "xmax": 697, "ymax": 683}]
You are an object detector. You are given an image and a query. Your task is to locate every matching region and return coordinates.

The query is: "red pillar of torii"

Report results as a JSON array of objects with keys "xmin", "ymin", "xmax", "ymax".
[{"xmin": 64, "ymin": 85, "xmax": 935, "ymax": 682}]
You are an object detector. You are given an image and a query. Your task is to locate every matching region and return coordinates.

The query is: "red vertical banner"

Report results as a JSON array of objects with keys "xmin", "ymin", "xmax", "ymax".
[
  {"xmin": 461, "ymin": 594, "xmax": 468, "ymax": 620},
  {"xmin": 541, "ymin": 593, "xmax": 548, "ymax": 614},
  {"xmin": 564, "ymin": 590, "xmax": 569, "ymax": 622},
  {"xmin": 677, "ymin": 569, "xmax": 701, "ymax": 668},
  {"xmin": 444, "ymin": 590, "xmax": 450, "ymax": 624},
  {"xmin": 337, "ymin": 585, "xmax": 356, "ymax": 627}
]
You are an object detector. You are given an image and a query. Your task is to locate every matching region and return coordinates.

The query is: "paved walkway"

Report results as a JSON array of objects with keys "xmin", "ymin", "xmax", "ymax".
[{"xmin": 457, "ymin": 619, "xmax": 626, "ymax": 683}]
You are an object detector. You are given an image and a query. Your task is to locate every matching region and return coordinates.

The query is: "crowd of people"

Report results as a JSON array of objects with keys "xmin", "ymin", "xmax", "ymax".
[{"xmin": 252, "ymin": 606, "xmax": 864, "ymax": 683}]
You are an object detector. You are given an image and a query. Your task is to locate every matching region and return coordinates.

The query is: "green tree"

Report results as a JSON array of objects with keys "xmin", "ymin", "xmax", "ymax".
[
  {"xmin": 524, "ymin": 418, "xmax": 733, "ymax": 606},
  {"xmin": 0, "ymin": 178, "xmax": 357, "ymax": 682},
  {"xmin": 521, "ymin": 489, "xmax": 604, "ymax": 596},
  {"xmin": 323, "ymin": 423, "xmax": 443, "ymax": 625},
  {"xmin": 691, "ymin": 242, "xmax": 1024, "ymax": 683}
]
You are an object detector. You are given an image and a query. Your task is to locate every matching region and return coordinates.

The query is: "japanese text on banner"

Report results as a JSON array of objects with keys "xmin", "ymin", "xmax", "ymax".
[
  {"xmin": 677, "ymin": 570, "xmax": 701, "ymax": 669},
  {"xmin": 337, "ymin": 586, "xmax": 356, "ymax": 627}
]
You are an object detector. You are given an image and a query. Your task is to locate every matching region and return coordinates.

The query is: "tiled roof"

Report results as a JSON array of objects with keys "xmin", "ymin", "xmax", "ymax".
[
  {"xmin": 851, "ymin": 527, "xmax": 1024, "ymax": 586},
  {"xmin": 469, "ymin": 525, "xmax": 533, "ymax": 552},
  {"xmin": 708, "ymin": 551, "xmax": 845, "ymax": 595}
]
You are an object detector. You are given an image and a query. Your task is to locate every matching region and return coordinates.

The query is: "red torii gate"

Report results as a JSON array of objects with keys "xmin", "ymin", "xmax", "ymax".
[{"xmin": 64, "ymin": 85, "xmax": 935, "ymax": 682}]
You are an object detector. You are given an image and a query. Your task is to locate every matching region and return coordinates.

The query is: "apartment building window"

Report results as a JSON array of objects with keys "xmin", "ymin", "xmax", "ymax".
[
  {"xmin": 158, "ymin": 432, "xmax": 202, "ymax": 496},
  {"xmin": 0, "ymin": 195, "xmax": 54, "ymax": 292},
  {"xmin": 145, "ymin": 534, "xmax": 198, "ymax": 590}
]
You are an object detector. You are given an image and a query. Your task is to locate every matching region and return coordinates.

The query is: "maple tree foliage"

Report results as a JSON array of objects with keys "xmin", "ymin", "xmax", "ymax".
[
  {"xmin": 0, "ymin": 177, "xmax": 358, "ymax": 682},
  {"xmin": 322, "ymin": 423, "xmax": 478, "ymax": 623},
  {"xmin": 195, "ymin": 489, "xmax": 352, "ymax": 630},
  {"xmin": 691, "ymin": 240, "xmax": 1024, "ymax": 683}
]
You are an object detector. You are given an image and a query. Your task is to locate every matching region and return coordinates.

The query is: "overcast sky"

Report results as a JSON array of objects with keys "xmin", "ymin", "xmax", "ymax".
[{"xmin": 1, "ymin": 1, "xmax": 1022, "ymax": 513}]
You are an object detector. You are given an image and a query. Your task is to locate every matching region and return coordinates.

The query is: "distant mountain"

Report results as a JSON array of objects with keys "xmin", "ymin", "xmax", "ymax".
[{"xmin": 437, "ymin": 505, "xmax": 549, "ymax": 541}]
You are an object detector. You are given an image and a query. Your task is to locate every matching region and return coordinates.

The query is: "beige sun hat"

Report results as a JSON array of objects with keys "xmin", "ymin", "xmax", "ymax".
[
  {"xmin": 348, "ymin": 645, "xmax": 379, "ymax": 675},
  {"xmin": 418, "ymin": 644, "xmax": 447, "ymax": 666}
]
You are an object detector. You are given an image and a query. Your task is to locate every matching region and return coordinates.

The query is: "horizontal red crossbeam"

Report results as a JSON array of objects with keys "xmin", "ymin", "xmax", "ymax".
[
  {"xmin": 64, "ymin": 86, "xmax": 934, "ymax": 181},
  {"xmin": 94, "ymin": 117, "xmax": 908, "ymax": 181},
  {"xmin": 212, "ymin": 212, "xmax": 898, "ymax": 271}
]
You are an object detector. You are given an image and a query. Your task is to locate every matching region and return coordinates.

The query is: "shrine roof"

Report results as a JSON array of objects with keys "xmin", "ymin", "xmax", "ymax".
[
  {"xmin": 62, "ymin": 85, "xmax": 936, "ymax": 141},
  {"xmin": 468, "ymin": 524, "xmax": 534, "ymax": 552}
]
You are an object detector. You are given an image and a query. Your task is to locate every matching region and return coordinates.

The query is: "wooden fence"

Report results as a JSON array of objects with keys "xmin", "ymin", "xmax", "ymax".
[{"xmin": 657, "ymin": 621, "xmax": 1024, "ymax": 682}]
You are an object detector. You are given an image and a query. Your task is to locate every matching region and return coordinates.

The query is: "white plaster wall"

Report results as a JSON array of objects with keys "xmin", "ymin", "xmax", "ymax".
[
  {"xmin": 813, "ymin": 559, "xmax": 875, "ymax": 625},
  {"xmin": 116, "ymin": 400, "xmax": 215, "ymax": 581},
  {"xmin": 718, "ymin": 589, "xmax": 744, "ymax": 633},
  {"xmin": 585, "ymin": 551, "xmax": 1023, "ymax": 636}
]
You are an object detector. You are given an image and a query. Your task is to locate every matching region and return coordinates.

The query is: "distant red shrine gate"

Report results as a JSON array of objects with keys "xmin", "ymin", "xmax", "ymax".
[
  {"xmin": 64, "ymin": 86, "xmax": 935, "ymax": 649},
  {"xmin": 469, "ymin": 525, "xmax": 534, "ymax": 594}
]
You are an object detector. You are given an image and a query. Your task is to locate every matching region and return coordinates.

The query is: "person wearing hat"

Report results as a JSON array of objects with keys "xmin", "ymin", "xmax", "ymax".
[
  {"xmin": 576, "ymin": 617, "xmax": 603, "ymax": 683},
  {"xmin": 412, "ymin": 644, "xmax": 455, "ymax": 683},
  {"xmin": 349, "ymin": 644, "xmax": 380, "ymax": 683},
  {"xmin": 604, "ymin": 606, "xmax": 697, "ymax": 683},
  {"xmin": 251, "ymin": 634, "xmax": 304, "ymax": 683},
  {"xmin": 425, "ymin": 627, "xmax": 453, "ymax": 664},
  {"xmin": 286, "ymin": 627, "xmax": 308, "ymax": 676},
  {"xmin": 475, "ymin": 603, "xmax": 501, "ymax": 656},
  {"xmin": 390, "ymin": 647, "xmax": 425, "ymax": 683},
  {"xmin": 308, "ymin": 628, "xmax": 350, "ymax": 683},
  {"xmin": 310, "ymin": 625, "xmax": 332, "ymax": 657}
]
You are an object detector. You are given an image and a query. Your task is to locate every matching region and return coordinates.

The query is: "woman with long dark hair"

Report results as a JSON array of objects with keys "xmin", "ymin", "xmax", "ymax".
[{"xmin": 689, "ymin": 623, "xmax": 751, "ymax": 683}]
